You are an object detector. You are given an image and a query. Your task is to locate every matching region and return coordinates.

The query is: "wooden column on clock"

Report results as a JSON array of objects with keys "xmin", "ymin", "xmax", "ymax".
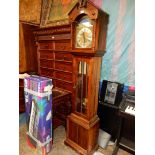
[{"xmin": 64, "ymin": 1, "xmax": 109, "ymax": 155}]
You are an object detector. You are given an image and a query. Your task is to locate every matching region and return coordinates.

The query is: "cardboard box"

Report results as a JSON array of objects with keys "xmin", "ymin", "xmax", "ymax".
[{"xmin": 24, "ymin": 75, "xmax": 53, "ymax": 155}]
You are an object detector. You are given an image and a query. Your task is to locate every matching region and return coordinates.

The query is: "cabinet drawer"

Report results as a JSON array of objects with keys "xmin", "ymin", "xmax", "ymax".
[
  {"xmin": 54, "ymin": 41, "xmax": 71, "ymax": 51},
  {"xmin": 40, "ymin": 51, "xmax": 54, "ymax": 59},
  {"xmin": 40, "ymin": 68, "xmax": 54, "ymax": 78},
  {"xmin": 39, "ymin": 43, "xmax": 53, "ymax": 50},
  {"xmin": 55, "ymin": 52, "xmax": 72, "ymax": 62},
  {"xmin": 55, "ymin": 80, "xmax": 73, "ymax": 92},
  {"xmin": 55, "ymin": 61, "xmax": 72, "ymax": 72},
  {"xmin": 55, "ymin": 71, "xmax": 72, "ymax": 82},
  {"xmin": 40, "ymin": 60, "xmax": 54, "ymax": 69}
]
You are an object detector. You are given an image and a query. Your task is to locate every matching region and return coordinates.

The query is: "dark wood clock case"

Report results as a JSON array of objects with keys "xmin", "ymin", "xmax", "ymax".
[{"xmin": 64, "ymin": 1, "xmax": 109, "ymax": 155}]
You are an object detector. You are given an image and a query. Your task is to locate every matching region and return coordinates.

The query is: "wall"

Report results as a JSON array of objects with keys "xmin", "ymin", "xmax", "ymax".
[{"xmin": 90, "ymin": 0, "xmax": 135, "ymax": 86}]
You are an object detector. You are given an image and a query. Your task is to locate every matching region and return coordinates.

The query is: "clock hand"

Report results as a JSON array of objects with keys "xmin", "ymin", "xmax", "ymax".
[{"xmin": 83, "ymin": 32, "xmax": 86, "ymax": 43}]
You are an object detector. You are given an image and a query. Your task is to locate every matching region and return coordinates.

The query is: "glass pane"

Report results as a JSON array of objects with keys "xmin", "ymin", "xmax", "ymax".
[
  {"xmin": 75, "ymin": 16, "xmax": 94, "ymax": 48},
  {"xmin": 75, "ymin": 61, "xmax": 89, "ymax": 115}
]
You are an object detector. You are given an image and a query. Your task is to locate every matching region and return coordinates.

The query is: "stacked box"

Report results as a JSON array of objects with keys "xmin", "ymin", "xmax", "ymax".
[{"xmin": 24, "ymin": 75, "xmax": 53, "ymax": 155}]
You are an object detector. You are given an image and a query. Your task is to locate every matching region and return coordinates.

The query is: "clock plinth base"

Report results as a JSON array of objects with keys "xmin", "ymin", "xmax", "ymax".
[{"xmin": 65, "ymin": 113, "xmax": 99, "ymax": 155}]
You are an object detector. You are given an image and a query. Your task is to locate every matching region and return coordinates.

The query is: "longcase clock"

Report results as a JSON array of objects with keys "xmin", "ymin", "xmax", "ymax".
[{"xmin": 64, "ymin": 1, "xmax": 109, "ymax": 155}]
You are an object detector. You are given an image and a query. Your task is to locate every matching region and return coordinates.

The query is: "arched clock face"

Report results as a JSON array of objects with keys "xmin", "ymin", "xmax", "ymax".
[
  {"xmin": 75, "ymin": 16, "xmax": 94, "ymax": 48},
  {"xmin": 77, "ymin": 27, "xmax": 92, "ymax": 48}
]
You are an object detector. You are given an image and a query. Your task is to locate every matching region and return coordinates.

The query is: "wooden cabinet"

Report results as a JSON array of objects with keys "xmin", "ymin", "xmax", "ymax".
[
  {"xmin": 34, "ymin": 25, "xmax": 73, "ymax": 126},
  {"xmin": 52, "ymin": 87, "xmax": 72, "ymax": 128},
  {"xmin": 38, "ymin": 50, "xmax": 73, "ymax": 92},
  {"xmin": 34, "ymin": 25, "xmax": 73, "ymax": 92},
  {"xmin": 19, "ymin": 22, "xmax": 38, "ymax": 73},
  {"xmin": 66, "ymin": 114, "xmax": 99, "ymax": 155},
  {"xmin": 68, "ymin": 118, "xmax": 88, "ymax": 150}
]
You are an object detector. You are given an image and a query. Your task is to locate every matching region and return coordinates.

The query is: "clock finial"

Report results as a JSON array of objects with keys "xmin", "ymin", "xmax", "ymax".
[{"xmin": 78, "ymin": 0, "xmax": 87, "ymax": 8}]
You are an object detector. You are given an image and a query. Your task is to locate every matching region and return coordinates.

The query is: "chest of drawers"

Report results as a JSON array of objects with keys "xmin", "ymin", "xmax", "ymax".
[
  {"xmin": 34, "ymin": 25, "xmax": 73, "ymax": 126},
  {"xmin": 34, "ymin": 25, "xmax": 73, "ymax": 93}
]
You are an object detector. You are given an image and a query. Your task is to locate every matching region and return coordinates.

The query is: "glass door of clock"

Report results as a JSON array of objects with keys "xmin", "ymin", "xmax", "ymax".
[{"xmin": 74, "ymin": 59, "xmax": 89, "ymax": 117}]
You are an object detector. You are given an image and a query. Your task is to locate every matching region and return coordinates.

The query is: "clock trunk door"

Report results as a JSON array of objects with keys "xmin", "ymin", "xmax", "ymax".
[{"xmin": 73, "ymin": 57, "xmax": 92, "ymax": 118}]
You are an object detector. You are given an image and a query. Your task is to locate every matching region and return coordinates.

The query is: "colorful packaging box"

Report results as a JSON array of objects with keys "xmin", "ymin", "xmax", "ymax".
[{"xmin": 24, "ymin": 75, "xmax": 53, "ymax": 155}]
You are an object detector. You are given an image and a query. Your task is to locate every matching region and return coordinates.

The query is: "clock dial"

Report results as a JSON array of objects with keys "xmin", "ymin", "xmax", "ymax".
[
  {"xmin": 75, "ymin": 16, "xmax": 94, "ymax": 48},
  {"xmin": 77, "ymin": 27, "xmax": 92, "ymax": 48}
]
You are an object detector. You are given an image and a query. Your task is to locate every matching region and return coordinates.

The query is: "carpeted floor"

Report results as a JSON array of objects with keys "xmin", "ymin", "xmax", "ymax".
[{"xmin": 19, "ymin": 123, "xmax": 132, "ymax": 155}]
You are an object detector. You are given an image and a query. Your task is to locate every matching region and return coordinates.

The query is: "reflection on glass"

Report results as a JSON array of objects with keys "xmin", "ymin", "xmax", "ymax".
[{"xmin": 75, "ymin": 61, "xmax": 88, "ymax": 115}]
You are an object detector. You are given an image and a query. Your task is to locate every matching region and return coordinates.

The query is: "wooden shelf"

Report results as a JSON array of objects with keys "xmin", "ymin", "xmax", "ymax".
[
  {"xmin": 54, "ymin": 69, "xmax": 72, "ymax": 74},
  {"xmin": 54, "ymin": 78, "xmax": 73, "ymax": 84},
  {"xmin": 54, "ymin": 59, "xmax": 72, "ymax": 63},
  {"xmin": 40, "ymin": 67, "xmax": 54, "ymax": 70},
  {"xmin": 40, "ymin": 66, "xmax": 54, "ymax": 70},
  {"xmin": 40, "ymin": 58, "xmax": 54, "ymax": 61},
  {"xmin": 39, "ymin": 49, "xmax": 71, "ymax": 52}
]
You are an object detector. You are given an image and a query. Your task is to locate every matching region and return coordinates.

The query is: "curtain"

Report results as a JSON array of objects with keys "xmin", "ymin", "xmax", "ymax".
[{"xmin": 90, "ymin": 0, "xmax": 135, "ymax": 86}]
